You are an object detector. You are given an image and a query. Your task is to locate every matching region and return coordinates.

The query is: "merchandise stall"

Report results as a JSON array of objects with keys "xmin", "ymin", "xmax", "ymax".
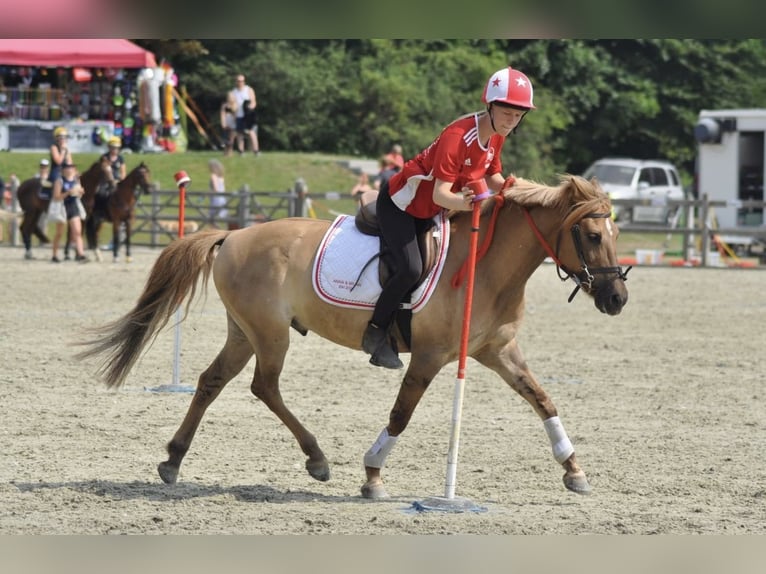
[{"xmin": 0, "ymin": 39, "xmax": 185, "ymax": 153}]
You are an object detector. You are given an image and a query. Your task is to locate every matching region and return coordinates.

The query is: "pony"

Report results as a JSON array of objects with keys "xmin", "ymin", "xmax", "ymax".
[
  {"xmin": 15, "ymin": 177, "xmax": 50, "ymax": 258},
  {"xmin": 77, "ymin": 174, "xmax": 630, "ymax": 499},
  {"xmin": 81, "ymin": 162, "xmax": 153, "ymax": 262}
]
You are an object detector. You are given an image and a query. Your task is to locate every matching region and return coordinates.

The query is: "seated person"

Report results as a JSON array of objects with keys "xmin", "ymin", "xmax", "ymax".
[{"xmin": 98, "ymin": 136, "xmax": 127, "ymax": 195}]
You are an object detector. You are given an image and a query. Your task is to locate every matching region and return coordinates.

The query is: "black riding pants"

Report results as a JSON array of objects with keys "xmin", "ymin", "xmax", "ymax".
[{"xmin": 371, "ymin": 181, "xmax": 433, "ymax": 329}]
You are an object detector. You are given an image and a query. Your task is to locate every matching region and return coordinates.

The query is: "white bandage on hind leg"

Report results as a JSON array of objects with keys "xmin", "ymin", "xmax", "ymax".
[
  {"xmin": 543, "ymin": 416, "xmax": 575, "ymax": 464},
  {"xmin": 363, "ymin": 427, "xmax": 398, "ymax": 469}
]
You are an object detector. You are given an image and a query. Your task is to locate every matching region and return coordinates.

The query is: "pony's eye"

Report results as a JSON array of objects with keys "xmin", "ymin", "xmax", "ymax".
[{"xmin": 587, "ymin": 233, "xmax": 602, "ymax": 244}]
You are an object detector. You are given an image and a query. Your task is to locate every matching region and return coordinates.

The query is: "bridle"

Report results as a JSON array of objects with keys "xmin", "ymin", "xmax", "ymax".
[{"xmin": 522, "ymin": 207, "xmax": 632, "ymax": 303}]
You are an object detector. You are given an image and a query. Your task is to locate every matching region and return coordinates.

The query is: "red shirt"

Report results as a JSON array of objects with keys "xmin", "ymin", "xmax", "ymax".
[{"xmin": 388, "ymin": 114, "xmax": 505, "ymax": 218}]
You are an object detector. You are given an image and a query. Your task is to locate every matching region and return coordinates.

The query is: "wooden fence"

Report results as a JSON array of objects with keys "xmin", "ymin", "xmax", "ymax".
[
  {"xmin": 4, "ymin": 183, "xmax": 765, "ymax": 267},
  {"xmin": 611, "ymin": 195, "xmax": 766, "ymax": 266}
]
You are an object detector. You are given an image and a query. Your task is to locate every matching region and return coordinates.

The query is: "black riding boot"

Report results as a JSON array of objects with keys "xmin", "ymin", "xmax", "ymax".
[{"xmin": 362, "ymin": 322, "xmax": 403, "ymax": 370}]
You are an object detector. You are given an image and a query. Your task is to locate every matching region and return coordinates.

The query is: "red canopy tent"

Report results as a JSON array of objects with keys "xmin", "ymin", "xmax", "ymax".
[{"xmin": 0, "ymin": 39, "xmax": 156, "ymax": 68}]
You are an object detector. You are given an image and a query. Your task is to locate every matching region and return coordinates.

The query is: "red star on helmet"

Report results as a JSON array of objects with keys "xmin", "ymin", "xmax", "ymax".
[{"xmin": 492, "ymin": 77, "xmax": 501, "ymax": 87}]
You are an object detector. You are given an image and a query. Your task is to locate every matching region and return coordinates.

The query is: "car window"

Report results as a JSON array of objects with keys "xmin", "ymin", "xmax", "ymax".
[
  {"xmin": 651, "ymin": 167, "xmax": 669, "ymax": 186},
  {"xmin": 668, "ymin": 169, "xmax": 680, "ymax": 186},
  {"xmin": 585, "ymin": 164, "xmax": 636, "ymax": 186}
]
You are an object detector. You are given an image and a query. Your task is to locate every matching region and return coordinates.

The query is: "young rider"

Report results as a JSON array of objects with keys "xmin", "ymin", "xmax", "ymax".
[
  {"xmin": 99, "ymin": 136, "xmax": 127, "ymax": 195},
  {"xmin": 361, "ymin": 66, "xmax": 536, "ymax": 369}
]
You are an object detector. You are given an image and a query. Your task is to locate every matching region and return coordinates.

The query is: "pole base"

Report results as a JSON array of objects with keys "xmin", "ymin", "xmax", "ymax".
[
  {"xmin": 144, "ymin": 384, "xmax": 195, "ymax": 394},
  {"xmin": 411, "ymin": 496, "xmax": 487, "ymax": 513}
]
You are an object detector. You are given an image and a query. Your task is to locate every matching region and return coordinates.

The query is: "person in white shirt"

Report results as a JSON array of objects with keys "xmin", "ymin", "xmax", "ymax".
[{"xmin": 229, "ymin": 74, "xmax": 261, "ymax": 155}]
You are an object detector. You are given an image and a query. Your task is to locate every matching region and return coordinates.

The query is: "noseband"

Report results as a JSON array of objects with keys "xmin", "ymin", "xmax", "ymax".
[{"xmin": 523, "ymin": 208, "xmax": 632, "ymax": 303}]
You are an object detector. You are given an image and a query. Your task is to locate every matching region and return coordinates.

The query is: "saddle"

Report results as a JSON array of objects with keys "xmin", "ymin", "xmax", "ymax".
[{"xmin": 354, "ymin": 190, "xmax": 439, "ymax": 291}]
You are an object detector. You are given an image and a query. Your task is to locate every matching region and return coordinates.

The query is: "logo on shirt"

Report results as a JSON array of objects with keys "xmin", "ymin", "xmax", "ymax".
[
  {"xmin": 464, "ymin": 158, "xmax": 472, "ymax": 166},
  {"xmin": 485, "ymin": 146, "xmax": 495, "ymax": 168}
]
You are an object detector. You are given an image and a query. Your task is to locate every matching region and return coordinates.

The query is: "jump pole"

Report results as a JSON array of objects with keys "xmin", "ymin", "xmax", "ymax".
[
  {"xmin": 146, "ymin": 170, "xmax": 195, "ymax": 394},
  {"xmin": 414, "ymin": 179, "xmax": 491, "ymax": 513}
]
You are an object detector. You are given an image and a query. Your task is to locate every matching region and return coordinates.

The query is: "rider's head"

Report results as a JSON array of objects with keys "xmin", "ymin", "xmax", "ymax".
[
  {"xmin": 108, "ymin": 136, "xmax": 122, "ymax": 150},
  {"xmin": 482, "ymin": 67, "xmax": 536, "ymax": 136},
  {"xmin": 53, "ymin": 126, "xmax": 68, "ymax": 141}
]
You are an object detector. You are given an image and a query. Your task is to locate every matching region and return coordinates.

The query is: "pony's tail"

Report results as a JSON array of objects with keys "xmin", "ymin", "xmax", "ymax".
[{"xmin": 76, "ymin": 229, "xmax": 231, "ymax": 389}]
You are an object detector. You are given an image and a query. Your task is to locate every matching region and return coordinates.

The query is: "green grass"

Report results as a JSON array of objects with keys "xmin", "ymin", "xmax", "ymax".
[
  {"xmin": 1, "ymin": 150, "xmax": 365, "ymax": 220},
  {"xmin": 2, "ymin": 150, "xmax": 705, "ymax": 258}
]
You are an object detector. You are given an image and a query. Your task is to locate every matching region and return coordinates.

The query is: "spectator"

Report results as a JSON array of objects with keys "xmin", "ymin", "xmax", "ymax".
[
  {"xmin": 50, "ymin": 162, "xmax": 87, "ymax": 263},
  {"xmin": 45, "ymin": 126, "xmax": 73, "ymax": 197},
  {"xmin": 207, "ymin": 159, "xmax": 228, "ymax": 227},
  {"xmin": 387, "ymin": 144, "xmax": 405, "ymax": 170},
  {"xmin": 36, "ymin": 158, "xmax": 50, "ymax": 181},
  {"xmin": 229, "ymin": 74, "xmax": 260, "ymax": 155},
  {"xmin": 220, "ymin": 92, "xmax": 238, "ymax": 156},
  {"xmin": 350, "ymin": 172, "xmax": 379, "ymax": 207},
  {"xmin": 98, "ymin": 136, "xmax": 127, "ymax": 195},
  {"xmin": 361, "ymin": 66, "xmax": 536, "ymax": 369},
  {"xmin": 33, "ymin": 159, "xmax": 51, "ymax": 238},
  {"xmin": 378, "ymin": 154, "xmax": 401, "ymax": 187}
]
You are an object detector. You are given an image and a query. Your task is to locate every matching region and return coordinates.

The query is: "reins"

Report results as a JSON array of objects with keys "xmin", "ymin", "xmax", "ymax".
[
  {"xmin": 525, "ymin": 208, "xmax": 631, "ymax": 302},
  {"xmin": 450, "ymin": 191, "xmax": 631, "ymax": 302},
  {"xmin": 450, "ymin": 194, "xmax": 505, "ymax": 288}
]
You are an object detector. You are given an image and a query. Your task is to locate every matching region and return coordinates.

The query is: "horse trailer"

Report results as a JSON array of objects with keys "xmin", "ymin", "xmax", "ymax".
[{"xmin": 694, "ymin": 109, "xmax": 766, "ymax": 254}]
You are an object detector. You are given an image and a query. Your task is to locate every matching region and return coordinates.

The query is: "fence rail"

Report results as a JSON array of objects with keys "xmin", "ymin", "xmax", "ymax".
[
  {"xmin": 4, "ymin": 184, "xmax": 765, "ymax": 267},
  {"xmin": 612, "ymin": 195, "xmax": 766, "ymax": 266}
]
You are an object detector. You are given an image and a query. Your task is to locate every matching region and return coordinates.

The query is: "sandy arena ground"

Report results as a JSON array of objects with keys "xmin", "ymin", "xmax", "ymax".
[{"xmin": 0, "ymin": 242, "xmax": 764, "ymax": 535}]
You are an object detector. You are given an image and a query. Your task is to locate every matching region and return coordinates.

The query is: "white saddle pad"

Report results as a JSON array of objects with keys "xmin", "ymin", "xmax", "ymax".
[{"xmin": 312, "ymin": 212, "xmax": 450, "ymax": 312}]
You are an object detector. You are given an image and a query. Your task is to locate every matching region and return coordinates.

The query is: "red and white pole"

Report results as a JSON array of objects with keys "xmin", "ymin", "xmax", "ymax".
[
  {"xmin": 444, "ymin": 178, "xmax": 491, "ymax": 500},
  {"xmin": 171, "ymin": 171, "xmax": 191, "ymax": 386}
]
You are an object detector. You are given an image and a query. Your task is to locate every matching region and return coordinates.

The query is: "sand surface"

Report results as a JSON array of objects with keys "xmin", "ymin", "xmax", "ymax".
[{"xmin": 1, "ymin": 244, "xmax": 764, "ymax": 534}]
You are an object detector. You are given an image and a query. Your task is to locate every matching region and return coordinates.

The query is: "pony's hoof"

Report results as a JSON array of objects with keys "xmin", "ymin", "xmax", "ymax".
[
  {"xmin": 563, "ymin": 470, "xmax": 592, "ymax": 494},
  {"xmin": 157, "ymin": 461, "xmax": 179, "ymax": 484},
  {"xmin": 305, "ymin": 458, "xmax": 330, "ymax": 482},
  {"xmin": 361, "ymin": 480, "xmax": 389, "ymax": 499}
]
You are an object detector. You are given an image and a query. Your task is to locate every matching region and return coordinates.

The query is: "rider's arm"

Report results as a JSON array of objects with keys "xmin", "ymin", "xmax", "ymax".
[
  {"xmin": 50, "ymin": 144, "xmax": 67, "ymax": 165},
  {"xmin": 432, "ymin": 178, "xmax": 473, "ymax": 212}
]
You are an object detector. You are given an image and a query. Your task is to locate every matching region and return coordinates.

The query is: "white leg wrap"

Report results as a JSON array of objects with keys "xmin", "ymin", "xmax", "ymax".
[
  {"xmin": 543, "ymin": 416, "xmax": 575, "ymax": 464},
  {"xmin": 363, "ymin": 427, "xmax": 398, "ymax": 469}
]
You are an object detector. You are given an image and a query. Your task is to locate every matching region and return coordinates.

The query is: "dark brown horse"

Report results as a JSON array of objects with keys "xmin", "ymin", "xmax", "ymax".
[
  {"xmin": 15, "ymin": 177, "xmax": 50, "ymax": 258},
  {"xmin": 82, "ymin": 162, "xmax": 152, "ymax": 262},
  {"xmin": 77, "ymin": 175, "xmax": 630, "ymax": 499}
]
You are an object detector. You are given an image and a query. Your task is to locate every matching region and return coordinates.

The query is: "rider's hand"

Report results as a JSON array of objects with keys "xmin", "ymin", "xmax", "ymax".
[{"xmin": 460, "ymin": 186, "xmax": 475, "ymax": 208}]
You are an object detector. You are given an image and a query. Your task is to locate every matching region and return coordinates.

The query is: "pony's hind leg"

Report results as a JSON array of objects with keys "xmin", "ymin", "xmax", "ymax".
[
  {"xmin": 157, "ymin": 316, "xmax": 254, "ymax": 485},
  {"xmin": 247, "ymin": 326, "xmax": 330, "ymax": 482},
  {"xmin": 474, "ymin": 341, "xmax": 591, "ymax": 495}
]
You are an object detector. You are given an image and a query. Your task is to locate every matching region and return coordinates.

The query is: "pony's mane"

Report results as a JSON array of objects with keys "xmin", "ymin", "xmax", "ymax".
[{"xmin": 449, "ymin": 174, "xmax": 611, "ymax": 227}]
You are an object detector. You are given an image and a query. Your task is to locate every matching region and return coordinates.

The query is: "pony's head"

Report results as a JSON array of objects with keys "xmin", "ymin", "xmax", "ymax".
[
  {"xmin": 130, "ymin": 162, "xmax": 153, "ymax": 196},
  {"xmin": 509, "ymin": 175, "xmax": 630, "ymax": 315}
]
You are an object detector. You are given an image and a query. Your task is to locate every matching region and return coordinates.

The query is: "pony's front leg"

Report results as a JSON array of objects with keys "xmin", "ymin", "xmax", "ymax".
[
  {"xmin": 474, "ymin": 341, "xmax": 591, "ymax": 495},
  {"xmin": 124, "ymin": 219, "xmax": 132, "ymax": 263},
  {"xmin": 112, "ymin": 221, "xmax": 121, "ymax": 262},
  {"xmin": 361, "ymin": 360, "xmax": 439, "ymax": 499}
]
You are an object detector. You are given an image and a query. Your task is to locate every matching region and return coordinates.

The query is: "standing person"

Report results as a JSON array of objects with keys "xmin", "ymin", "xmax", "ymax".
[
  {"xmin": 99, "ymin": 136, "xmax": 127, "ymax": 195},
  {"xmin": 51, "ymin": 162, "xmax": 88, "ymax": 263},
  {"xmin": 361, "ymin": 66, "xmax": 536, "ymax": 369},
  {"xmin": 207, "ymin": 159, "xmax": 228, "ymax": 228},
  {"xmin": 45, "ymin": 126, "xmax": 73, "ymax": 193},
  {"xmin": 220, "ymin": 92, "xmax": 238, "ymax": 156},
  {"xmin": 230, "ymin": 74, "xmax": 260, "ymax": 155}
]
